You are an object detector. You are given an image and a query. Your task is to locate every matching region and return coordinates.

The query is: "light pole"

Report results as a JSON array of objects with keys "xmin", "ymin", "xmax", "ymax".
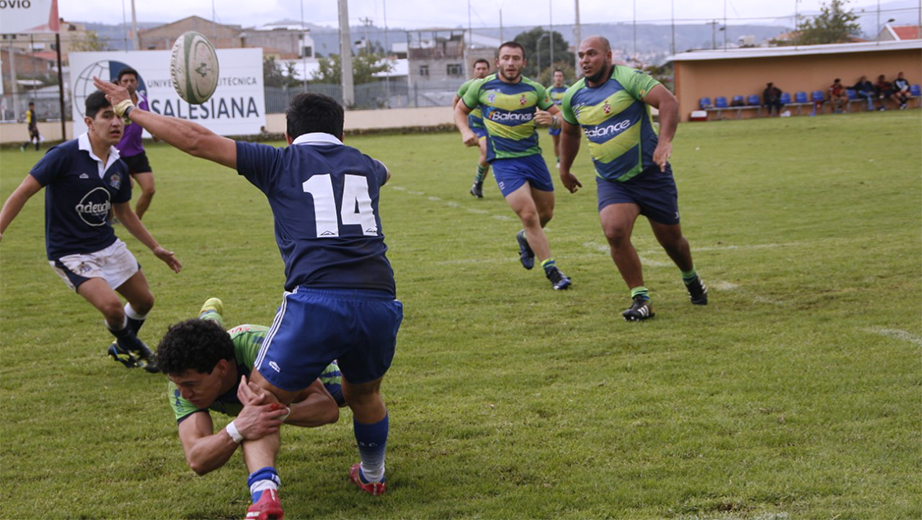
[
  {"xmin": 537, "ymin": 33, "xmax": 549, "ymax": 77},
  {"xmin": 877, "ymin": 17, "xmax": 896, "ymax": 44}
]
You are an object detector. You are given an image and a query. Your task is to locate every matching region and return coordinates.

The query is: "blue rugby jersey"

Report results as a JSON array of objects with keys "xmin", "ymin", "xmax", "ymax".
[
  {"xmin": 236, "ymin": 133, "xmax": 395, "ymax": 295},
  {"xmin": 29, "ymin": 133, "xmax": 131, "ymax": 260}
]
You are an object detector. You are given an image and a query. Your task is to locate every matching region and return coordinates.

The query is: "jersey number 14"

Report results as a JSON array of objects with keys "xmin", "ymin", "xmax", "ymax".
[{"xmin": 302, "ymin": 173, "xmax": 378, "ymax": 237}]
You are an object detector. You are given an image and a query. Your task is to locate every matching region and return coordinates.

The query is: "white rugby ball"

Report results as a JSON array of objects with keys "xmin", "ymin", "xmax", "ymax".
[{"xmin": 170, "ymin": 31, "xmax": 220, "ymax": 105}]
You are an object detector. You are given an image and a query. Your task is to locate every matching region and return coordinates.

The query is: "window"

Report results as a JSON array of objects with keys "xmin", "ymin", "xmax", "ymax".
[
  {"xmin": 302, "ymin": 46, "xmax": 313, "ymax": 58},
  {"xmin": 419, "ymin": 65, "xmax": 429, "ymax": 77},
  {"xmin": 447, "ymin": 63, "xmax": 463, "ymax": 76}
]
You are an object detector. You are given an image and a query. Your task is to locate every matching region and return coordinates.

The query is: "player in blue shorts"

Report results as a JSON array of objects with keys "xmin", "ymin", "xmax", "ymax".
[
  {"xmin": 454, "ymin": 41, "xmax": 572, "ymax": 290},
  {"xmin": 547, "ymin": 69, "xmax": 569, "ymax": 167},
  {"xmin": 558, "ymin": 36, "xmax": 708, "ymax": 321},
  {"xmin": 453, "ymin": 59, "xmax": 492, "ymax": 198},
  {"xmin": 94, "ymin": 78, "xmax": 402, "ymax": 520},
  {"xmin": 156, "ymin": 298, "xmax": 342, "ymax": 478},
  {"xmin": 0, "ymin": 91, "xmax": 182, "ymax": 371}
]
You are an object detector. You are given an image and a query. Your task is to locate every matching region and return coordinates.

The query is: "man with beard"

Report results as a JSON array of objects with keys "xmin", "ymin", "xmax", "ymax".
[
  {"xmin": 558, "ymin": 36, "xmax": 707, "ymax": 321},
  {"xmin": 454, "ymin": 41, "xmax": 571, "ymax": 290},
  {"xmin": 453, "ymin": 58, "xmax": 493, "ymax": 198}
]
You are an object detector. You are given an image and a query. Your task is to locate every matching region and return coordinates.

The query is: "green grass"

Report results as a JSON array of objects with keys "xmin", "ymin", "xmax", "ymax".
[{"xmin": 1, "ymin": 110, "xmax": 920, "ymax": 519}]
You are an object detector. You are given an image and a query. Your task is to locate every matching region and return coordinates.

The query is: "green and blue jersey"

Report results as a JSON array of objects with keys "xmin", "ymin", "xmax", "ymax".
[
  {"xmin": 461, "ymin": 73, "xmax": 554, "ymax": 161},
  {"xmin": 168, "ymin": 313, "xmax": 342, "ymax": 423},
  {"xmin": 561, "ymin": 66, "xmax": 663, "ymax": 182},
  {"xmin": 548, "ymin": 85, "xmax": 568, "ymax": 106},
  {"xmin": 457, "ymin": 78, "xmax": 485, "ymax": 130}
]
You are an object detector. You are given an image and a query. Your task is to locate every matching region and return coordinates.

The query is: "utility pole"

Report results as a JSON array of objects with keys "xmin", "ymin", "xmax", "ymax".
[
  {"xmin": 549, "ymin": 0, "xmax": 554, "ymax": 68},
  {"xmin": 338, "ymin": 0, "xmax": 355, "ymax": 106},
  {"xmin": 131, "ymin": 0, "xmax": 139, "ymax": 50},
  {"xmin": 573, "ymin": 0, "xmax": 581, "ymax": 76},
  {"xmin": 671, "ymin": 0, "xmax": 675, "ymax": 56}
]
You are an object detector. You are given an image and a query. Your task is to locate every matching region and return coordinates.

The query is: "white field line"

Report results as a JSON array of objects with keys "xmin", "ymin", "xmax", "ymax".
[
  {"xmin": 388, "ymin": 183, "xmax": 509, "ymax": 220},
  {"xmin": 866, "ymin": 328, "xmax": 922, "ymax": 347}
]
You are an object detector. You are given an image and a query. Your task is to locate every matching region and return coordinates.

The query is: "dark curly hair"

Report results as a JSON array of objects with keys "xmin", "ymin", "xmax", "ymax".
[{"xmin": 156, "ymin": 319, "xmax": 235, "ymax": 375}]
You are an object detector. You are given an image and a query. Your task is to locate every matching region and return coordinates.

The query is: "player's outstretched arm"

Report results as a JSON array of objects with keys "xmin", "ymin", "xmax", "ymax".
[
  {"xmin": 92, "ymin": 77, "xmax": 237, "ymax": 169},
  {"xmin": 0, "ymin": 175, "xmax": 42, "ymax": 243},
  {"xmin": 112, "ymin": 202, "xmax": 182, "ymax": 273},
  {"xmin": 642, "ymin": 84, "xmax": 679, "ymax": 172},
  {"xmin": 284, "ymin": 379, "xmax": 340, "ymax": 427},
  {"xmin": 558, "ymin": 120, "xmax": 583, "ymax": 194}
]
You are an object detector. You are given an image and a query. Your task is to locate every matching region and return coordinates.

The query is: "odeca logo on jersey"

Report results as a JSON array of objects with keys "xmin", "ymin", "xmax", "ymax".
[{"xmin": 75, "ymin": 187, "xmax": 111, "ymax": 226}]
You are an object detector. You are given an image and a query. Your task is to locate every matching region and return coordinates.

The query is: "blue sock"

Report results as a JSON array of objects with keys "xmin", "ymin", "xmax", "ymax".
[
  {"xmin": 247, "ymin": 466, "xmax": 280, "ymax": 503},
  {"xmin": 354, "ymin": 414, "xmax": 388, "ymax": 483}
]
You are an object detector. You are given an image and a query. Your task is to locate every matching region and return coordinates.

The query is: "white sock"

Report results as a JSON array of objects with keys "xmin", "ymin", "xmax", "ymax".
[
  {"xmin": 124, "ymin": 303, "xmax": 147, "ymax": 320},
  {"xmin": 360, "ymin": 462, "xmax": 385, "ymax": 482}
]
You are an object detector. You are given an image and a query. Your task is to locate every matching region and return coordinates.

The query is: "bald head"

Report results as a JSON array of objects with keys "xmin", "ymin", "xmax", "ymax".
[
  {"xmin": 578, "ymin": 36, "xmax": 614, "ymax": 86},
  {"xmin": 583, "ymin": 36, "xmax": 611, "ymax": 53}
]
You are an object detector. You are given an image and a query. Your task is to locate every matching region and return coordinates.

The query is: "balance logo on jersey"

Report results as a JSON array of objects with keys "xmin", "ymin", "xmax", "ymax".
[
  {"xmin": 584, "ymin": 119, "xmax": 632, "ymax": 139},
  {"xmin": 74, "ymin": 187, "xmax": 112, "ymax": 227},
  {"xmin": 109, "ymin": 174, "xmax": 121, "ymax": 190},
  {"xmin": 489, "ymin": 111, "xmax": 533, "ymax": 123}
]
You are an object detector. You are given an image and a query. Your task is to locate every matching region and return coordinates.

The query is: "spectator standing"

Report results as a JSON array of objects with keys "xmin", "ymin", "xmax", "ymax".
[
  {"xmin": 762, "ymin": 83, "xmax": 783, "ymax": 116},
  {"xmin": 21, "ymin": 101, "xmax": 41, "ymax": 151}
]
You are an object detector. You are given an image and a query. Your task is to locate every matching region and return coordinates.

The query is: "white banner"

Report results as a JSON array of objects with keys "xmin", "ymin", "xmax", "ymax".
[
  {"xmin": 69, "ymin": 49, "xmax": 266, "ymax": 137},
  {"xmin": 0, "ymin": 0, "xmax": 59, "ymax": 34}
]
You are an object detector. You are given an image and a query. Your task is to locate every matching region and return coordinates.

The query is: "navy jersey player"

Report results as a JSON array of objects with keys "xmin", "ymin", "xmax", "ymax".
[
  {"xmin": 93, "ymin": 78, "xmax": 402, "ymax": 520},
  {"xmin": 0, "ymin": 91, "xmax": 182, "ymax": 372}
]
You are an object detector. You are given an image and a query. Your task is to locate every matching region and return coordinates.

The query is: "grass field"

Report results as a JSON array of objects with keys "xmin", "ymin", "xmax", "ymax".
[{"xmin": 1, "ymin": 110, "xmax": 920, "ymax": 519}]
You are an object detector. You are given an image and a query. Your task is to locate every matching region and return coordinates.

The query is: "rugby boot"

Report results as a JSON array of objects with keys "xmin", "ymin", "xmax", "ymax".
[
  {"xmin": 516, "ymin": 230, "xmax": 535, "ymax": 270},
  {"xmin": 622, "ymin": 296, "xmax": 655, "ymax": 321},
  {"xmin": 108, "ymin": 342, "xmax": 140, "ymax": 368},
  {"xmin": 470, "ymin": 181, "xmax": 484, "ymax": 198},
  {"xmin": 350, "ymin": 463, "xmax": 386, "ymax": 495},
  {"xmin": 245, "ymin": 489, "xmax": 284, "ymax": 520},
  {"xmin": 545, "ymin": 266, "xmax": 571, "ymax": 290},
  {"xmin": 684, "ymin": 276, "xmax": 708, "ymax": 305}
]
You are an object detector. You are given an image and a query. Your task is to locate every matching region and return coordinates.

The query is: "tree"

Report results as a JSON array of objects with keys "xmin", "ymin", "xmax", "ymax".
[
  {"xmin": 311, "ymin": 52, "xmax": 392, "ymax": 85},
  {"xmin": 795, "ymin": 0, "xmax": 861, "ymax": 45},
  {"xmin": 69, "ymin": 31, "xmax": 108, "ymax": 52},
  {"xmin": 513, "ymin": 27, "xmax": 573, "ymax": 78},
  {"xmin": 263, "ymin": 56, "xmax": 301, "ymax": 88},
  {"xmin": 536, "ymin": 62, "xmax": 577, "ymax": 88}
]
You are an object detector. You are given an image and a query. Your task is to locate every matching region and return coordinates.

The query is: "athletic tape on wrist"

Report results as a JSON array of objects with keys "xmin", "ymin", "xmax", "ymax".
[
  {"xmin": 113, "ymin": 99, "xmax": 135, "ymax": 118},
  {"xmin": 225, "ymin": 421, "xmax": 244, "ymax": 443}
]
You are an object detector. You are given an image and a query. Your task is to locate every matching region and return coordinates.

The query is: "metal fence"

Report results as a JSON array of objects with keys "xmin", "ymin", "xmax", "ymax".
[
  {"xmin": 1, "ymin": 91, "xmax": 69, "ymax": 122},
  {"xmin": 264, "ymin": 80, "xmax": 459, "ymax": 113}
]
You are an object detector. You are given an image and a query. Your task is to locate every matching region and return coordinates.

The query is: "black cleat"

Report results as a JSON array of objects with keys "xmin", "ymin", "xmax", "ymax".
[
  {"xmin": 470, "ymin": 181, "xmax": 484, "ymax": 198},
  {"xmin": 622, "ymin": 297, "xmax": 655, "ymax": 321},
  {"xmin": 108, "ymin": 342, "xmax": 140, "ymax": 368},
  {"xmin": 685, "ymin": 276, "xmax": 708, "ymax": 305},
  {"xmin": 516, "ymin": 230, "xmax": 535, "ymax": 270},
  {"xmin": 545, "ymin": 266, "xmax": 571, "ymax": 290}
]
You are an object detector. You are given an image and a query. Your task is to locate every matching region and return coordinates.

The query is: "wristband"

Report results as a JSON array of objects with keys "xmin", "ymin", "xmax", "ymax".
[
  {"xmin": 225, "ymin": 421, "xmax": 243, "ymax": 443},
  {"xmin": 113, "ymin": 98, "xmax": 135, "ymax": 118}
]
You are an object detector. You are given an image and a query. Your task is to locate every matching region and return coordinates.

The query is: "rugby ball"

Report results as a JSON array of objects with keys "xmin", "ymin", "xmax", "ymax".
[{"xmin": 170, "ymin": 31, "xmax": 220, "ymax": 105}]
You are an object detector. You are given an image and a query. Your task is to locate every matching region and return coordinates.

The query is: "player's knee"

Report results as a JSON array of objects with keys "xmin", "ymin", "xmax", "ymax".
[
  {"xmin": 100, "ymin": 300, "xmax": 126, "ymax": 323},
  {"xmin": 603, "ymin": 225, "xmax": 632, "ymax": 245},
  {"xmin": 143, "ymin": 185, "xmax": 156, "ymax": 197},
  {"xmin": 132, "ymin": 293, "xmax": 155, "ymax": 315}
]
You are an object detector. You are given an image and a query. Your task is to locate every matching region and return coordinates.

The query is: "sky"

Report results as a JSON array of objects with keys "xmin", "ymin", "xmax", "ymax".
[{"xmin": 58, "ymin": 0, "xmax": 903, "ymax": 30}]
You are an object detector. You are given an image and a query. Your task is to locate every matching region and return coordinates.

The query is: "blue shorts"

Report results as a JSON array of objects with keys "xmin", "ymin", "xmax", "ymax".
[
  {"xmin": 597, "ymin": 164, "xmax": 680, "ymax": 225},
  {"xmin": 472, "ymin": 126, "xmax": 488, "ymax": 140},
  {"xmin": 548, "ymin": 127, "xmax": 561, "ymax": 137},
  {"xmin": 491, "ymin": 154, "xmax": 554, "ymax": 197},
  {"xmin": 256, "ymin": 288, "xmax": 403, "ymax": 392}
]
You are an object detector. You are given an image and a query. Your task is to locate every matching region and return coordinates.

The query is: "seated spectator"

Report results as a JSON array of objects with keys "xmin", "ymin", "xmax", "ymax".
[
  {"xmin": 828, "ymin": 78, "xmax": 847, "ymax": 114},
  {"xmin": 852, "ymin": 76, "xmax": 876, "ymax": 111},
  {"xmin": 891, "ymin": 72, "xmax": 911, "ymax": 110},
  {"xmin": 874, "ymin": 74, "xmax": 893, "ymax": 111},
  {"xmin": 763, "ymin": 82, "xmax": 784, "ymax": 117}
]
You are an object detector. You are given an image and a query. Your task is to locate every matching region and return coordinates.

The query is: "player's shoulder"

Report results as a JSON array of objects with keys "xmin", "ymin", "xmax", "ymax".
[{"xmin": 521, "ymin": 76, "xmax": 545, "ymax": 91}]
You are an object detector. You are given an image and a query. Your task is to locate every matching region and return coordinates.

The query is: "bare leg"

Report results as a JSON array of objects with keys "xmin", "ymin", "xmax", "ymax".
[
  {"xmin": 131, "ymin": 172, "xmax": 155, "ymax": 220},
  {"xmin": 649, "ymin": 220, "xmax": 694, "ymax": 272},
  {"xmin": 506, "ymin": 185, "xmax": 552, "ymax": 262},
  {"xmin": 76, "ymin": 278, "xmax": 126, "ymax": 328},
  {"xmin": 599, "ymin": 203, "xmax": 644, "ymax": 289},
  {"xmin": 114, "ymin": 269, "xmax": 154, "ymax": 315}
]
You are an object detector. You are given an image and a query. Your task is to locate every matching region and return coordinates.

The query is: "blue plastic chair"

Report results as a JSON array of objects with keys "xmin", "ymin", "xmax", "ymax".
[
  {"xmin": 747, "ymin": 94, "xmax": 760, "ymax": 106},
  {"xmin": 780, "ymin": 92, "xmax": 792, "ymax": 105},
  {"xmin": 699, "ymin": 97, "xmax": 712, "ymax": 109},
  {"xmin": 911, "ymin": 84, "xmax": 921, "ymax": 96},
  {"xmin": 795, "ymin": 92, "xmax": 808, "ymax": 103},
  {"xmin": 714, "ymin": 96, "xmax": 728, "ymax": 108},
  {"xmin": 732, "ymin": 95, "xmax": 744, "ymax": 105},
  {"xmin": 846, "ymin": 89, "xmax": 858, "ymax": 99},
  {"xmin": 811, "ymin": 90, "xmax": 825, "ymax": 102}
]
